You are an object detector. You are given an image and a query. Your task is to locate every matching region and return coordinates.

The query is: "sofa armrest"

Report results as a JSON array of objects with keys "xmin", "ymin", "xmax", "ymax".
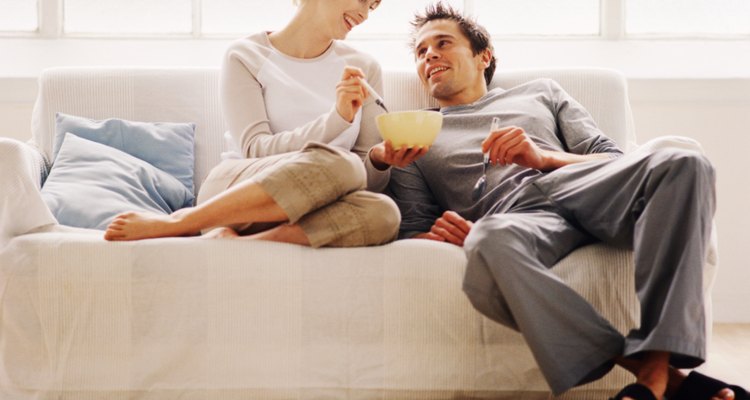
[
  {"xmin": 0, "ymin": 138, "xmax": 55, "ymax": 247},
  {"xmin": 0, "ymin": 138, "xmax": 47, "ymax": 188},
  {"xmin": 23, "ymin": 139, "xmax": 49, "ymax": 188}
]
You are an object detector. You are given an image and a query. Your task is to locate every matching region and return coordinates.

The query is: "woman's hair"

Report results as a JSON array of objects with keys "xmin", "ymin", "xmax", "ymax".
[{"xmin": 410, "ymin": 1, "xmax": 497, "ymax": 86}]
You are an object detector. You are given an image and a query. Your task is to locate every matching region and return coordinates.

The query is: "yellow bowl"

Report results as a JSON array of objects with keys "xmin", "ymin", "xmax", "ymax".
[{"xmin": 375, "ymin": 110, "xmax": 443, "ymax": 149}]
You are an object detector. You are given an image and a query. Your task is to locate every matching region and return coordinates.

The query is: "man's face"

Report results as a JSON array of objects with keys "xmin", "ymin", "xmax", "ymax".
[{"xmin": 413, "ymin": 19, "xmax": 489, "ymax": 107}]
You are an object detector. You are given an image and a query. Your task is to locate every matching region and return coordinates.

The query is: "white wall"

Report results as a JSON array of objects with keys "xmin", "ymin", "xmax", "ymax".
[
  {"xmin": 0, "ymin": 104, "xmax": 33, "ymax": 140},
  {"xmin": 628, "ymin": 80, "xmax": 750, "ymax": 322},
  {"xmin": 1, "ymin": 38, "xmax": 749, "ymax": 322}
]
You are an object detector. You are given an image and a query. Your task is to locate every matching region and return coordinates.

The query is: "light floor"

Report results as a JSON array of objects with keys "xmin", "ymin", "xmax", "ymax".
[
  {"xmin": 697, "ymin": 323, "xmax": 750, "ymax": 387},
  {"xmin": 555, "ymin": 324, "xmax": 750, "ymax": 400}
]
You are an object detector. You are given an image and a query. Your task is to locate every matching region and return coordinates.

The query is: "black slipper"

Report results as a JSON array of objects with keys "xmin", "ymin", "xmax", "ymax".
[
  {"xmin": 672, "ymin": 371, "xmax": 750, "ymax": 400},
  {"xmin": 610, "ymin": 383, "xmax": 658, "ymax": 400}
]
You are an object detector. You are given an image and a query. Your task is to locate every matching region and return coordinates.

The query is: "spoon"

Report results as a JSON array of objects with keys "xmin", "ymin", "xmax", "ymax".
[
  {"xmin": 359, "ymin": 77, "xmax": 389, "ymax": 113},
  {"xmin": 471, "ymin": 117, "xmax": 501, "ymax": 201}
]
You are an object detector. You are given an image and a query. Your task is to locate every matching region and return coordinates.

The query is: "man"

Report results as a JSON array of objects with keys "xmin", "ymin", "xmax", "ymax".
[{"xmin": 389, "ymin": 2, "xmax": 747, "ymax": 400}]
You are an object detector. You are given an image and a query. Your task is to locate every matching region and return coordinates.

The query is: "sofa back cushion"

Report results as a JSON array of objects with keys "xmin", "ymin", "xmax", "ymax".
[
  {"xmin": 32, "ymin": 67, "xmax": 635, "ymax": 195},
  {"xmin": 32, "ymin": 68, "xmax": 225, "ymax": 196}
]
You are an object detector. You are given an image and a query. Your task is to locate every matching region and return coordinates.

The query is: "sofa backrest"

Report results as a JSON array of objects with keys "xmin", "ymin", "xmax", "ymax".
[{"xmin": 32, "ymin": 67, "xmax": 635, "ymax": 195}]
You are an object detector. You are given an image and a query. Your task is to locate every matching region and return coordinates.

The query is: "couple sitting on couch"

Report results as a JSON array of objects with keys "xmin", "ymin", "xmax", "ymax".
[{"xmin": 1, "ymin": 0, "xmax": 742, "ymax": 399}]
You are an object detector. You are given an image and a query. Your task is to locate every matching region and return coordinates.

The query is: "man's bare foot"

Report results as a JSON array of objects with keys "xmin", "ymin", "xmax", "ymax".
[
  {"xmin": 201, "ymin": 227, "xmax": 239, "ymax": 239},
  {"xmin": 713, "ymin": 389, "xmax": 736, "ymax": 400},
  {"xmin": 617, "ymin": 356, "xmax": 736, "ymax": 400},
  {"xmin": 617, "ymin": 352, "xmax": 668, "ymax": 400},
  {"xmin": 104, "ymin": 211, "xmax": 194, "ymax": 241}
]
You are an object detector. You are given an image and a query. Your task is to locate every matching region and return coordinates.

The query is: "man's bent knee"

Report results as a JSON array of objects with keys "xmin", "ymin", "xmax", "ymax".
[{"xmin": 647, "ymin": 147, "xmax": 716, "ymax": 193}]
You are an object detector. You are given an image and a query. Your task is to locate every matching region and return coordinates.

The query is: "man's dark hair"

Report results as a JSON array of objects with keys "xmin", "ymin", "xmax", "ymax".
[{"xmin": 410, "ymin": 1, "xmax": 496, "ymax": 87}]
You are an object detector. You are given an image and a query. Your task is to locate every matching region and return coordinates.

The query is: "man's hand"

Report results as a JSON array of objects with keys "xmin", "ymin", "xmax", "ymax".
[
  {"xmin": 482, "ymin": 125, "xmax": 614, "ymax": 171},
  {"xmin": 336, "ymin": 66, "xmax": 368, "ymax": 123},
  {"xmin": 482, "ymin": 125, "xmax": 551, "ymax": 171},
  {"xmin": 370, "ymin": 140, "xmax": 429, "ymax": 170},
  {"xmin": 414, "ymin": 211, "xmax": 473, "ymax": 246}
]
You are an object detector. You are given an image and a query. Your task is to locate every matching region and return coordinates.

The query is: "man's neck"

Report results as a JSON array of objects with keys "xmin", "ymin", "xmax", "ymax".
[{"xmin": 437, "ymin": 86, "xmax": 488, "ymax": 108}]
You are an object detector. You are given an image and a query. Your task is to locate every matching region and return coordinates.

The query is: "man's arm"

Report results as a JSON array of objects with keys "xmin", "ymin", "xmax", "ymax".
[
  {"xmin": 482, "ymin": 80, "xmax": 623, "ymax": 171},
  {"xmin": 550, "ymin": 79, "xmax": 624, "ymax": 157},
  {"xmin": 389, "ymin": 164, "xmax": 473, "ymax": 246},
  {"xmin": 540, "ymin": 150, "xmax": 614, "ymax": 170},
  {"xmin": 388, "ymin": 163, "xmax": 443, "ymax": 239},
  {"xmin": 482, "ymin": 126, "xmax": 613, "ymax": 172}
]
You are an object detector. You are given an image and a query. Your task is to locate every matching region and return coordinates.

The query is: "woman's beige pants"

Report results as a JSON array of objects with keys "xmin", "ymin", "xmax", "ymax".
[{"xmin": 197, "ymin": 142, "xmax": 399, "ymax": 248}]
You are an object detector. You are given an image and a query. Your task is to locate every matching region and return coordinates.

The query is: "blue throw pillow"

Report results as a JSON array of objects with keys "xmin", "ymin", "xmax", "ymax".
[
  {"xmin": 54, "ymin": 113, "xmax": 196, "ymax": 194},
  {"xmin": 41, "ymin": 133, "xmax": 195, "ymax": 231}
]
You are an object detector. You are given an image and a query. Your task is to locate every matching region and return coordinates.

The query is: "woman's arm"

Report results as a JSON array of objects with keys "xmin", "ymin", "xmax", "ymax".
[
  {"xmin": 220, "ymin": 45, "xmax": 355, "ymax": 158},
  {"xmin": 350, "ymin": 60, "xmax": 391, "ymax": 192}
]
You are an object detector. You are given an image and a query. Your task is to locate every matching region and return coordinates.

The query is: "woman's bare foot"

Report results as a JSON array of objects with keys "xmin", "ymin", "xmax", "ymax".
[
  {"xmin": 246, "ymin": 223, "xmax": 310, "ymax": 246},
  {"xmin": 201, "ymin": 227, "xmax": 240, "ymax": 239},
  {"xmin": 104, "ymin": 211, "xmax": 195, "ymax": 241}
]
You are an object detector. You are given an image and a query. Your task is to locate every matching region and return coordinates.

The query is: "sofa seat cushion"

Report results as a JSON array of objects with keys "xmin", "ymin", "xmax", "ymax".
[{"xmin": 0, "ymin": 233, "xmax": 636, "ymax": 399}]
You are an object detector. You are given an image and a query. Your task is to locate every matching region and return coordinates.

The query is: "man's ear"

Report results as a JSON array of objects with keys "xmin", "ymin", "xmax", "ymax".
[
  {"xmin": 481, "ymin": 48, "xmax": 492, "ymax": 69},
  {"xmin": 475, "ymin": 48, "xmax": 492, "ymax": 72}
]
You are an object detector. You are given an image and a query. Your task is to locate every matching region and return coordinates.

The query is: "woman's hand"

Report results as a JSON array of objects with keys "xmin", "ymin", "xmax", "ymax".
[
  {"xmin": 369, "ymin": 140, "xmax": 429, "ymax": 170},
  {"xmin": 336, "ymin": 66, "xmax": 368, "ymax": 123}
]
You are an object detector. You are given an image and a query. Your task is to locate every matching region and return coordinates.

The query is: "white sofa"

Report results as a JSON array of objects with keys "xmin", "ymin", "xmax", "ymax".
[{"xmin": 0, "ymin": 67, "xmax": 717, "ymax": 399}]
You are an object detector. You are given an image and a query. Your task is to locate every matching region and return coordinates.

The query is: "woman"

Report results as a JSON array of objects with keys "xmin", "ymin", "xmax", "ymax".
[{"xmin": 105, "ymin": 0, "xmax": 426, "ymax": 247}]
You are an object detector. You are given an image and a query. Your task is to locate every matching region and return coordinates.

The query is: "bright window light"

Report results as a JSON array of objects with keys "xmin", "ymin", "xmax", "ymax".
[
  {"xmin": 627, "ymin": 0, "xmax": 750, "ymax": 35},
  {"xmin": 355, "ymin": 0, "xmax": 463, "ymax": 36},
  {"xmin": 473, "ymin": 0, "xmax": 600, "ymax": 36},
  {"xmin": 18, "ymin": 0, "xmax": 750, "ymax": 38},
  {"xmin": 203, "ymin": 0, "xmax": 463, "ymax": 37},
  {"xmin": 0, "ymin": 0, "xmax": 38, "ymax": 32},
  {"xmin": 202, "ymin": 0, "xmax": 296, "ymax": 35},
  {"xmin": 64, "ymin": 0, "xmax": 192, "ymax": 35}
]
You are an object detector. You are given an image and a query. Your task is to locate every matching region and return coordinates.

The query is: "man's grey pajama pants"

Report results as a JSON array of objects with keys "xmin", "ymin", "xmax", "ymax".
[{"xmin": 462, "ymin": 146, "xmax": 716, "ymax": 395}]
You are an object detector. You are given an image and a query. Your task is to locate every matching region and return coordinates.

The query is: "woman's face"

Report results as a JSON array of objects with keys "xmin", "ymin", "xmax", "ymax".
[{"xmin": 320, "ymin": 0, "xmax": 381, "ymax": 40}]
